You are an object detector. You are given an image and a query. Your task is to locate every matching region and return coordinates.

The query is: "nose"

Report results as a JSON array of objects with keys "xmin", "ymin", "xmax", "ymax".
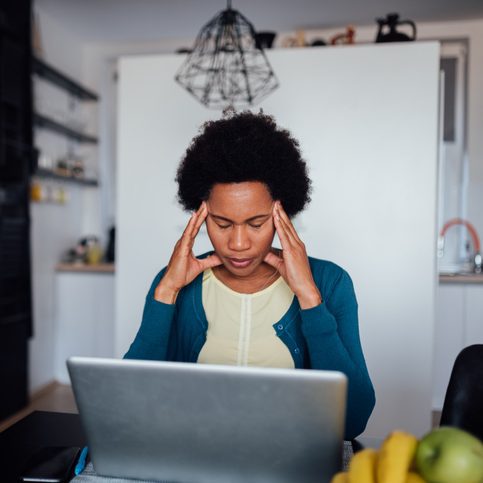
[{"xmin": 228, "ymin": 225, "xmax": 251, "ymax": 251}]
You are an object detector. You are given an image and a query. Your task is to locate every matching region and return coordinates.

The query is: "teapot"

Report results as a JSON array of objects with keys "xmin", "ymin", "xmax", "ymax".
[{"xmin": 375, "ymin": 13, "xmax": 416, "ymax": 43}]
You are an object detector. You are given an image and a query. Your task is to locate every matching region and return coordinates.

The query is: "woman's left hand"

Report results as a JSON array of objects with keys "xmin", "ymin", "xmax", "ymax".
[{"xmin": 264, "ymin": 201, "xmax": 322, "ymax": 309}]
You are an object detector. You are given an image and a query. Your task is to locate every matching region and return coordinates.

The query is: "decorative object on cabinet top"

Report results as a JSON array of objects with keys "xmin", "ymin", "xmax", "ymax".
[
  {"xmin": 375, "ymin": 13, "xmax": 417, "ymax": 43},
  {"xmin": 254, "ymin": 31, "xmax": 277, "ymax": 50},
  {"xmin": 32, "ymin": 57, "xmax": 98, "ymax": 101},
  {"xmin": 330, "ymin": 26, "xmax": 356, "ymax": 45}
]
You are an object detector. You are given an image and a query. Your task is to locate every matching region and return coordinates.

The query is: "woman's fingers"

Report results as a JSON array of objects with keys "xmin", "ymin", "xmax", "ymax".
[
  {"xmin": 199, "ymin": 253, "xmax": 223, "ymax": 271},
  {"xmin": 163, "ymin": 203, "xmax": 212, "ymax": 292},
  {"xmin": 273, "ymin": 204, "xmax": 299, "ymax": 250},
  {"xmin": 273, "ymin": 206, "xmax": 292, "ymax": 250},
  {"xmin": 264, "ymin": 251, "xmax": 284, "ymax": 273},
  {"xmin": 276, "ymin": 214, "xmax": 298, "ymax": 247},
  {"xmin": 180, "ymin": 211, "xmax": 198, "ymax": 241},
  {"xmin": 275, "ymin": 202, "xmax": 302, "ymax": 244},
  {"xmin": 190, "ymin": 202, "xmax": 208, "ymax": 239},
  {"xmin": 180, "ymin": 203, "xmax": 206, "ymax": 250}
]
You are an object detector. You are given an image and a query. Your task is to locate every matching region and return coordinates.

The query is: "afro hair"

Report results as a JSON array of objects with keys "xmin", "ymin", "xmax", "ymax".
[{"xmin": 175, "ymin": 110, "xmax": 312, "ymax": 218}]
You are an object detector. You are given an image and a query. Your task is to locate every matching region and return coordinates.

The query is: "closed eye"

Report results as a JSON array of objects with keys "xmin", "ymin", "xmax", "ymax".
[{"xmin": 216, "ymin": 223, "xmax": 263, "ymax": 229}]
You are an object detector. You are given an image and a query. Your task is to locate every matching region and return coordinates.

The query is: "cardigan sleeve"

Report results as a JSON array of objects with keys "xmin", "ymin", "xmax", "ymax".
[
  {"xmin": 300, "ymin": 269, "xmax": 375, "ymax": 440},
  {"xmin": 124, "ymin": 268, "xmax": 176, "ymax": 361}
]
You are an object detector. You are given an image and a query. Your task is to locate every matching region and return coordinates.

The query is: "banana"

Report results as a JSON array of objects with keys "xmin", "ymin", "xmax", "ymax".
[
  {"xmin": 377, "ymin": 430, "xmax": 419, "ymax": 483},
  {"xmin": 330, "ymin": 472, "xmax": 348, "ymax": 483},
  {"xmin": 347, "ymin": 448, "xmax": 377, "ymax": 483},
  {"xmin": 406, "ymin": 472, "xmax": 427, "ymax": 483}
]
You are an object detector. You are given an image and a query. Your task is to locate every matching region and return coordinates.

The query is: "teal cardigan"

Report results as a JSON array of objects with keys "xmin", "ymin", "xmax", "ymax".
[{"xmin": 125, "ymin": 254, "xmax": 375, "ymax": 440}]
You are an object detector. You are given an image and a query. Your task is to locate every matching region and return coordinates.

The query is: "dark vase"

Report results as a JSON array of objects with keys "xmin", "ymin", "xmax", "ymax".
[
  {"xmin": 375, "ymin": 13, "xmax": 416, "ymax": 43},
  {"xmin": 255, "ymin": 31, "xmax": 277, "ymax": 49}
]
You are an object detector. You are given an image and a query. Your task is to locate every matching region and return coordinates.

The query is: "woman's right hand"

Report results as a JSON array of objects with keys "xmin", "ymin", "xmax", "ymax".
[{"xmin": 154, "ymin": 202, "xmax": 222, "ymax": 304}]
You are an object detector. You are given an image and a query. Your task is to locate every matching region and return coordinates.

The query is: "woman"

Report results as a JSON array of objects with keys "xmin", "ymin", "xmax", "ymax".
[{"xmin": 125, "ymin": 111, "xmax": 375, "ymax": 440}]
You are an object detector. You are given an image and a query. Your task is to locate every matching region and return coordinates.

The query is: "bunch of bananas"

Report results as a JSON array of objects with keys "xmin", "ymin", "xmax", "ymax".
[{"xmin": 331, "ymin": 430, "xmax": 425, "ymax": 483}]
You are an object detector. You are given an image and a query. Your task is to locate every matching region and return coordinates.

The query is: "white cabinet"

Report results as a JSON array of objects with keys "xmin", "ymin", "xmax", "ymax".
[
  {"xmin": 54, "ymin": 271, "xmax": 114, "ymax": 383},
  {"xmin": 433, "ymin": 282, "xmax": 483, "ymax": 409}
]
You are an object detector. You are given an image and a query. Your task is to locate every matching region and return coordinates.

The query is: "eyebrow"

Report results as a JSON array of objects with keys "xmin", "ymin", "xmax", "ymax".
[{"xmin": 209, "ymin": 213, "xmax": 271, "ymax": 223}]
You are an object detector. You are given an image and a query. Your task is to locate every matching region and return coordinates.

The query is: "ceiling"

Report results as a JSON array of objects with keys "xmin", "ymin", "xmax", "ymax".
[{"xmin": 35, "ymin": 0, "xmax": 483, "ymax": 43}]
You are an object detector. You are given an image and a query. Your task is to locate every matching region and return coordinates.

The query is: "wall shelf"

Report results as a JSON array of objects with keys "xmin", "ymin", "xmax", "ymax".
[
  {"xmin": 34, "ymin": 167, "xmax": 98, "ymax": 186},
  {"xmin": 34, "ymin": 113, "xmax": 98, "ymax": 144},
  {"xmin": 32, "ymin": 57, "xmax": 99, "ymax": 101}
]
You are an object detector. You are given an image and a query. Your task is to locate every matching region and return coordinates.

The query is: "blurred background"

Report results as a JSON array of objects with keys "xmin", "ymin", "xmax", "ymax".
[{"xmin": 1, "ymin": 0, "xmax": 483, "ymax": 438}]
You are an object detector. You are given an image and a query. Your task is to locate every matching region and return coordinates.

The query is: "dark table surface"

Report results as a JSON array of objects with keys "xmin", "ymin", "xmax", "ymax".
[{"xmin": 0, "ymin": 411, "xmax": 86, "ymax": 483}]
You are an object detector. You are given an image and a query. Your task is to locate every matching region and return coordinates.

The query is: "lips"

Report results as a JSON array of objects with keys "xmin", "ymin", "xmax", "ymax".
[{"xmin": 228, "ymin": 258, "xmax": 253, "ymax": 269}]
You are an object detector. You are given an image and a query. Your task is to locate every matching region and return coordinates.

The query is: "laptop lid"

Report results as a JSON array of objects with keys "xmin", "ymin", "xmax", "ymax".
[{"xmin": 67, "ymin": 357, "xmax": 347, "ymax": 483}]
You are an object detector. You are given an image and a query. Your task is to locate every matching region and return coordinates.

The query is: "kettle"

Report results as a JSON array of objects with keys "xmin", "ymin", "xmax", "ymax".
[{"xmin": 375, "ymin": 13, "xmax": 416, "ymax": 43}]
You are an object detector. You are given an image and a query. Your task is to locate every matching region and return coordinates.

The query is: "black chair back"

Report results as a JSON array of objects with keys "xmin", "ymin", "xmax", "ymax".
[{"xmin": 440, "ymin": 344, "xmax": 483, "ymax": 441}]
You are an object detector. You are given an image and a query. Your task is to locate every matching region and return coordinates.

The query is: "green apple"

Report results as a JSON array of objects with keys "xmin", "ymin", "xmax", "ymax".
[{"xmin": 415, "ymin": 426, "xmax": 483, "ymax": 483}]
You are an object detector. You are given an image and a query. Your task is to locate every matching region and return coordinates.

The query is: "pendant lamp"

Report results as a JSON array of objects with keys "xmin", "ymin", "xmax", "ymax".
[{"xmin": 175, "ymin": 1, "xmax": 279, "ymax": 109}]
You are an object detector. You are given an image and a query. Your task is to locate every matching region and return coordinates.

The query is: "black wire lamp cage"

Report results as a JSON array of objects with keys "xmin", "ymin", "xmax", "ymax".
[{"xmin": 175, "ymin": 1, "xmax": 279, "ymax": 110}]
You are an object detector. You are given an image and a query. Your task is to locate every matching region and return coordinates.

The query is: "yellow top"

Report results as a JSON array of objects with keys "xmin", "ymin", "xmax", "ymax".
[{"xmin": 198, "ymin": 268, "xmax": 295, "ymax": 368}]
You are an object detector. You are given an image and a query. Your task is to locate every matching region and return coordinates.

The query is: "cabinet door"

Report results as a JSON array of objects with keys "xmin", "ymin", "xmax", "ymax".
[
  {"xmin": 54, "ymin": 273, "xmax": 114, "ymax": 384},
  {"xmin": 465, "ymin": 285, "xmax": 483, "ymax": 345},
  {"xmin": 433, "ymin": 284, "xmax": 465, "ymax": 410}
]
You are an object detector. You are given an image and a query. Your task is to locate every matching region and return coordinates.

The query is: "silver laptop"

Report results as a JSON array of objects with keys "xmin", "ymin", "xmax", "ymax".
[{"xmin": 67, "ymin": 357, "xmax": 347, "ymax": 483}]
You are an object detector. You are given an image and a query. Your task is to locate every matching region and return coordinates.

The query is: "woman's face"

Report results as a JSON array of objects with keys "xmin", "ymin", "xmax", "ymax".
[{"xmin": 205, "ymin": 181, "xmax": 276, "ymax": 277}]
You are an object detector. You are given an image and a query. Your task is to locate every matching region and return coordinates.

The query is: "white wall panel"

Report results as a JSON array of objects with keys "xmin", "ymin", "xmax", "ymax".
[
  {"xmin": 433, "ymin": 284, "xmax": 465, "ymax": 409},
  {"xmin": 117, "ymin": 43, "xmax": 440, "ymax": 437},
  {"xmin": 465, "ymin": 285, "xmax": 483, "ymax": 345},
  {"xmin": 54, "ymin": 272, "xmax": 115, "ymax": 384}
]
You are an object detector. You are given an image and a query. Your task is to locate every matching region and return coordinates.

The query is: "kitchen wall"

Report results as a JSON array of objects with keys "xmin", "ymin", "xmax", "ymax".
[
  {"xmin": 81, "ymin": 17, "xmax": 483, "ymax": 252},
  {"xmin": 29, "ymin": 8, "xmax": 98, "ymax": 391},
  {"xmin": 308, "ymin": 20, "xmax": 483, "ymax": 250},
  {"xmin": 30, "ymin": 6, "xmax": 195, "ymax": 392},
  {"xmin": 30, "ymin": 5, "xmax": 483, "ymax": 398}
]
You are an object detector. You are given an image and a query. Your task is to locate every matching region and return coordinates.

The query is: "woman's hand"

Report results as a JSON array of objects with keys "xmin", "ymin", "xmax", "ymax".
[
  {"xmin": 264, "ymin": 201, "xmax": 322, "ymax": 309},
  {"xmin": 154, "ymin": 202, "xmax": 222, "ymax": 304}
]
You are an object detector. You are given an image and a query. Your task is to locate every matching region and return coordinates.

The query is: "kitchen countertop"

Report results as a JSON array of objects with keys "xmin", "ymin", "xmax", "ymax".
[
  {"xmin": 439, "ymin": 273, "xmax": 483, "ymax": 284},
  {"xmin": 55, "ymin": 263, "xmax": 115, "ymax": 273},
  {"xmin": 54, "ymin": 266, "xmax": 481, "ymax": 280}
]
